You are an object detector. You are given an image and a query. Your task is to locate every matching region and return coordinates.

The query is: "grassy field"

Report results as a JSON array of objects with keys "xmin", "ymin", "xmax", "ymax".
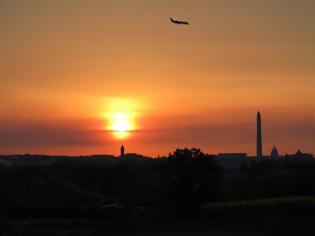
[
  {"xmin": 203, "ymin": 196, "xmax": 315, "ymax": 208},
  {"xmin": 1, "ymin": 196, "xmax": 314, "ymax": 235}
]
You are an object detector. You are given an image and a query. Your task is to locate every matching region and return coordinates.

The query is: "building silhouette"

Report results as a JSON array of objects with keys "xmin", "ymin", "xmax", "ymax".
[
  {"xmin": 120, "ymin": 145, "xmax": 125, "ymax": 157},
  {"xmin": 271, "ymin": 145, "xmax": 279, "ymax": 158},
  {"xmin": 257, "ymin": 111, "xmax": 263, "ymax": 158}
]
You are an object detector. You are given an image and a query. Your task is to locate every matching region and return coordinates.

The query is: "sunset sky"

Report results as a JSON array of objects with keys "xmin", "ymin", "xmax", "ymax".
[{"xmin": 0, "ymin": 0, "xmax": 314, "ymax": 156}]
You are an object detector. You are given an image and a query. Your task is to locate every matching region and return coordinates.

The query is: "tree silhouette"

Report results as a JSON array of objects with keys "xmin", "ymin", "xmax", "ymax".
[{"xmin": 168, "ymin": 148, "xmax": 220, "ymax": 218}]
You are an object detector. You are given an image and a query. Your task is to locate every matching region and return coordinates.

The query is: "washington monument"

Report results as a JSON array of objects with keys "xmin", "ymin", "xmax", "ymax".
[{"xmin": 257, "ymin": 111, "xmax": 263, "ymax": 158}]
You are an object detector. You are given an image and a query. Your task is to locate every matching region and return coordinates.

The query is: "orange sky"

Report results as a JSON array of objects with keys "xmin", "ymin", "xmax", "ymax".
[{"xmin": 0, "ymin": 0, "xmax": 314, "ymax": 156}]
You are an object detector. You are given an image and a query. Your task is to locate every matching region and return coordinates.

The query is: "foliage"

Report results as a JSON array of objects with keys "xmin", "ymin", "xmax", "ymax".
[{"xmin": 168, "ymin": 148, "xmax": 220, "ymax": 217}]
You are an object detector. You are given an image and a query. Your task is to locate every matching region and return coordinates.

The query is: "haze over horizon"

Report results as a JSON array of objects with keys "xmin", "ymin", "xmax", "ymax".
[{"xmin": 0, "ymin": 0, "xmax": 314, "ymax": 156}]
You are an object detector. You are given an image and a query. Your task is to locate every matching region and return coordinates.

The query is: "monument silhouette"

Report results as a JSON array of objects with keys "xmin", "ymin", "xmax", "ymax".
[
  {"xmin": 120, "ymin": 145, "xmax": 125, "ymax": 157},
  {"xmin": 257, "ymin": 111, "xmax": 263, "ymax": 158}
]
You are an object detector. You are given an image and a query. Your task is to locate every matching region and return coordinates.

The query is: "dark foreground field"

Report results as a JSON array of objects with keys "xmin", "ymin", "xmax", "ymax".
[
  {"xmin": 1, "ymin": 151, "xmax": 315, "ymax": 235},
  {"xmin": 1, "ymin": 196, "xmax": 314, "ymax": 236},
  {"xmin": 1, "ymin": 216, "xmax": 313, "ymax": 236}
]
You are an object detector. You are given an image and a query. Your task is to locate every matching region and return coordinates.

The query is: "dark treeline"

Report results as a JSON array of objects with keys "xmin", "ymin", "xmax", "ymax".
[{"xmin": 0, "ymin": 148, "xmax": 315, "ymax": 220}]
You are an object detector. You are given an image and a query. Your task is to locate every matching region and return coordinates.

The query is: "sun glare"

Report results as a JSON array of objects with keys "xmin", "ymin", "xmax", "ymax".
[
  {"xmin": 104, "ymin": 98, "xmax": 138, "ymax": 139},
  {"xmin": 110, "ymin": 113, "xmax": 134, "ymax": 139},
  {"xmin": 111, "ymin": 113, "xmax": 132, "ymax": 132}
]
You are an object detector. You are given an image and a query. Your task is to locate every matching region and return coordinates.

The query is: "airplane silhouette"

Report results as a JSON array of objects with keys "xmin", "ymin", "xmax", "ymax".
[{"xmin": 170, "ymin": 18, "xmax": 190, "ymax": 25}]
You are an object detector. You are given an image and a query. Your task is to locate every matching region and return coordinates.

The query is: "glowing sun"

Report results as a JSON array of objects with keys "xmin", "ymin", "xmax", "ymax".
[
  {"xmin": 112, "ymin": 113, "xmax": 132, "ymax": 131},
  {"xmin": 104, "ymin": 98, "xmax": 138, "ymax": 139},
  {"xmin": 110, "ymin": 113, "xmax": 134, "ymax": 138}
]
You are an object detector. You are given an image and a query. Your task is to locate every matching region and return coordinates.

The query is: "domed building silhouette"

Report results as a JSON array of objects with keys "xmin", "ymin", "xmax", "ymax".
[{"xmin": 271, "ymin": 145, "xmax": 279, "ymax": 158}]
